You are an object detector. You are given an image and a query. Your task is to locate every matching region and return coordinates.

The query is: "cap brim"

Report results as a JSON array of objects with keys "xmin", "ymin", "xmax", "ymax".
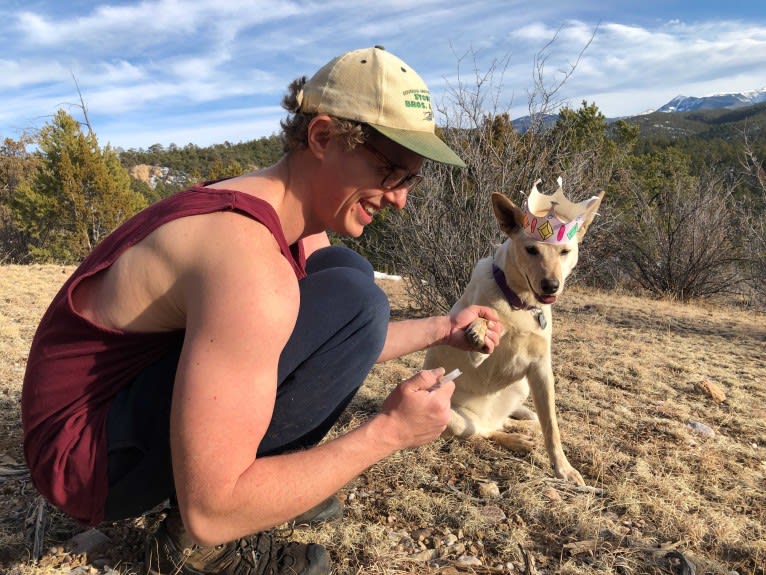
[{"xmin": 367, "ymin": 124, "xmax": 466, "ymax": 168}]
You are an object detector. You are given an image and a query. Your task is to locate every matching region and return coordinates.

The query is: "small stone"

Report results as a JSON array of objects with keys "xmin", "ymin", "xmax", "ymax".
[
  {"xmin": 686, "ymin": 419, "xmax": 715, "ymax": 438},
  {"xmin": 442, "ymin": 533, "xmax": 459, "ymax": 546},
  {"xmin": 457, "ymin": 555, "xmax": 482, "ymax": 566},
  {"xmin": 477, "ymin": 481, "xmax": 501, "ymax": 499},
  {"xmin": 542, "ymin": 486, "xmax": 562, "ymax": 502},
  {"xmin": 696, "ymin": 380, "xmax": 726, "ymax": 403},
  {"xmin": 410, "ymin": 548, "xmax": 438, "ymax": 561},
  {"xmin": 412, "ymin": 527, "xmax": 433, "ymax": 542},
  {"xmin": 479, "ymin": 505, "xmax": 506, "ymax": 524},
  {"xmin": 67, "ymin": 529, "xmax": 111, "ymax": 557}
]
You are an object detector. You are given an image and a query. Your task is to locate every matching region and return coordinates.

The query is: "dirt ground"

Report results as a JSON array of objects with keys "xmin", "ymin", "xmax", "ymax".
[{"xmin": 1, "ymin": 264, "xmax": 764, "ymax": 575}]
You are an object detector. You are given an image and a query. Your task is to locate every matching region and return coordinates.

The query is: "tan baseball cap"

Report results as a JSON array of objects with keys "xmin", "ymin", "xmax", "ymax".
[{"xmin": 297, "ymin": 46, "xmax": 466, "ymax": 168}]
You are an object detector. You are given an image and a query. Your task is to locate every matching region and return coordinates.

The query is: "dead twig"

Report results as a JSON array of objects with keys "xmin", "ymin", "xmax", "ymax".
[{"xmin": 25, "ymin": 494, "xmax": 49, "ymax": 563}]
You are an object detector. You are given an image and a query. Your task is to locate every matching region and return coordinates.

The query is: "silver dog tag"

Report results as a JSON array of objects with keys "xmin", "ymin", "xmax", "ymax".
[{"xmin": 534, "ymin": 310, "xmax": 547, "ymax": 330}]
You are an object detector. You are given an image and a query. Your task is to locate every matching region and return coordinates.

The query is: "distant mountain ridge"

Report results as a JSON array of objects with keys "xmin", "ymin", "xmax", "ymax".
[
  {"xmin": 651, "ymin": 87, "xmax": 766, "ymax": 114},
  {"xmin": 511, "ymin": 87, "xmax": 766, "ymax": 134}
]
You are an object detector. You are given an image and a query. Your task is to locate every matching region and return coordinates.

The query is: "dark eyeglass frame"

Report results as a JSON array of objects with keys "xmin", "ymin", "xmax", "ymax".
[{"xmin": 361, "ymin": 141, "xmax": 424, "ymax": 192}]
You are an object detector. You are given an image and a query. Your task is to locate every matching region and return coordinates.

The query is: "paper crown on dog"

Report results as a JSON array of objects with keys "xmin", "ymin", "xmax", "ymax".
[{"xmin": 522, "ymin": 177, "xmax": 601, "ymax": 244}]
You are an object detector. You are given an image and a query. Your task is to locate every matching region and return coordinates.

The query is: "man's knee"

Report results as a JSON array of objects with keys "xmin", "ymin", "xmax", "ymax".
[
  {"xmin": 331, "ymin": 265, "xmax": 389, "ymax": 349},
  {"xmin": 306, "ymin": 245, "xmax": 374, "ymax": 277}
]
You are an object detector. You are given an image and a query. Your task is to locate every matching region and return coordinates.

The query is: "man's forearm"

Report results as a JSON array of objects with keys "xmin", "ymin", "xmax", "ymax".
[
  {"xmin": 376, "ymin": 317, "xmax": 450, "ymax": 363},
  {"xmin": 180, "ymin": 414, "xmax": 400, "ymax": 546}
]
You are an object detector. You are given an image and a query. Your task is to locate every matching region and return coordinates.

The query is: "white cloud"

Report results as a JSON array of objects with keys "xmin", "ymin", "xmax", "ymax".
[
  {"xmin": 0, "ymin": 59, "xmax": 71, "ymax": 89},
  {"xmin": 2, "ymin": 1, "xmax": 766, "ymax": 148}
]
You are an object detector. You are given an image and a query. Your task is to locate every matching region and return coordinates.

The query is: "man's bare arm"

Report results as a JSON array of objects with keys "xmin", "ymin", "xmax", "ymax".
[
  {"xmin": 168, "ymin": 213, "xmax": 453, "ymax": 546},
  {"xmin": 377, "ymin": 305, "xmax": 503, "ymax": 363}
]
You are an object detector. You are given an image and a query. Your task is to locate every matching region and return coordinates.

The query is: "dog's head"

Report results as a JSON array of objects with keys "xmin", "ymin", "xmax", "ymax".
[{"xmin": 491, "ymin": 184, "xmax": 603, "ymax": 305}]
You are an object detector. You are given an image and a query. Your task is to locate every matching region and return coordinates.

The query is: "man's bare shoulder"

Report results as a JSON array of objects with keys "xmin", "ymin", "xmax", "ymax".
[
  {"xmin": 163, "ymin": 210, "xmax": 287, "ymax": 266},
  {"xmin": 91, "ymin": 210, "xmax": 298, "ymax": 333},
  {"xmin": 168, "ymin": 210, "xmax": 301, "ymax": 319}
]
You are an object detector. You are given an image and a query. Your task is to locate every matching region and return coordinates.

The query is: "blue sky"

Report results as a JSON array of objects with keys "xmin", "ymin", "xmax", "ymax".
[{"xmin": 2, "ymin": 0, "xmax": 765, "ymax": 151}]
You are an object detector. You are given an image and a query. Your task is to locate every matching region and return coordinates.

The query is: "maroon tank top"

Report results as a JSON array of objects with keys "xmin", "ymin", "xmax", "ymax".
[{"xmin": 21, "ymin": 185, "xmax": 306, "ymax": 526}]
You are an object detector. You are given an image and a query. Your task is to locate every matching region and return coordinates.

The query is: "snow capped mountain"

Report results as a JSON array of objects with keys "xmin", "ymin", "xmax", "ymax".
[
  {"xmin": 655, "ymin": 87, "xmax": 766, "ymax": 113},
  {"xmin": 514, "ymin": 87, "xmax": 766, "ymax": 128}
]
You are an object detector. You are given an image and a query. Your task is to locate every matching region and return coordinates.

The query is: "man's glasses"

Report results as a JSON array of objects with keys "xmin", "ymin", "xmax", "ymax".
[{"xmin": 361, "ymin": 141, "xmax": 424, "ymax": 192}]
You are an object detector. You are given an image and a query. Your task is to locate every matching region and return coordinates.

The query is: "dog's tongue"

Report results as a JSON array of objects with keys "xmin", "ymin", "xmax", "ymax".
[{"xmin": 538, "ymin": 295, "xmax": 557, "ymax": 305}]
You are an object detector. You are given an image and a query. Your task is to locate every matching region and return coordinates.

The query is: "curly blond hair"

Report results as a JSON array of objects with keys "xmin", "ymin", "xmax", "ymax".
[{"xmin": 280, "ymin": 76, "xmax": 366, "ymax": 153}]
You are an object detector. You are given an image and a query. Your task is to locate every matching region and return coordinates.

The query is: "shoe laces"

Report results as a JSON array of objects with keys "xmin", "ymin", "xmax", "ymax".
[
  {"xmin": 239, "ymin": 527, "xmax": 308, "ymax": 574},
  {"xmin": 236, "ymin": 531, "xmax": 278, "ymax": 573}
]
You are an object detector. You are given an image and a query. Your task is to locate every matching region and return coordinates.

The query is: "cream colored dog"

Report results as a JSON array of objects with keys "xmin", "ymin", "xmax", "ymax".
[{"xmin": 424, "ymin": 180, "xmax": 604, "ymax": 485}]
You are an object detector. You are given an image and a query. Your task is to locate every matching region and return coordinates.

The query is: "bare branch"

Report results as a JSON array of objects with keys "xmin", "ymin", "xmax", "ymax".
[{"xmin": 71, "ymin": 73, "xmax": 94, "ymax": 135}]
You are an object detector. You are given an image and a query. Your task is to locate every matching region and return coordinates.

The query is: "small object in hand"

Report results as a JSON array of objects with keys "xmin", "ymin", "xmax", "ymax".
[
  {"xmin": 431, "ymin": 368, "xmax": 462, "ymax": 390},
  {"xmin": 439, "ymin": 369, "xmax": 462, "ymax": 385},
  {"xmin": 464, "ymin": 318, "xmax": 487, "ymax": 349}
]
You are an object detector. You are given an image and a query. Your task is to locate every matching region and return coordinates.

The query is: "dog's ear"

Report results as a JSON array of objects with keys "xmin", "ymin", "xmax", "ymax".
[
  {"xmin": 576, "ymin": 191, "xmax": 605, "ymax": 242},
  {"xmin": 491, "ymin": 192, "xmax": 525, "ymax": 237}
]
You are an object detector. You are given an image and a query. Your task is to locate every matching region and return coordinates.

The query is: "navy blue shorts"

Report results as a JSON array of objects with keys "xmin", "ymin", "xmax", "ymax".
[{"xmin": 103, "ymin": 246, "xmax": 389, "ymax": 521}]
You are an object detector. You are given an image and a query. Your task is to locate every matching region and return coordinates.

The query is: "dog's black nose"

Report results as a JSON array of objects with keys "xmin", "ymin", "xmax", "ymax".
[{"xmin": 540, "ymin": 279, "xmax": 559, "ymax": 294}]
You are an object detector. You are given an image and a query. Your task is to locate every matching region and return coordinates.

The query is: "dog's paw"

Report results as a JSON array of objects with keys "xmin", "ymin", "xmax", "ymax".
[
  {"xmin": 487, "ymin": 430, "xmax": 535, "ymax": 453},
  {"xmin": 464, "ymin": 318, "xmax": 488, "ymax": 350},
  {"xmin": 555, "ymin": 463, "xmax": 585, "ymax": 486}
]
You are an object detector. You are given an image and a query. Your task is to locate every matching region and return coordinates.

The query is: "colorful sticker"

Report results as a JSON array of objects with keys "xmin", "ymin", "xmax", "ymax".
[{"xmin": 538, "ymin": 220, "xmax": 553, "ymax": 240}]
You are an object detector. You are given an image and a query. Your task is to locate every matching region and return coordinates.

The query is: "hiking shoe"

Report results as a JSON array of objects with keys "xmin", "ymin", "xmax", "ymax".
[
  {"xmin": 144, "ymin": 508, "xmax": 330, "ymax": 575},
  {"xmin": 288, "ymin": 496, "xmax": 343, "ymax": 527}
]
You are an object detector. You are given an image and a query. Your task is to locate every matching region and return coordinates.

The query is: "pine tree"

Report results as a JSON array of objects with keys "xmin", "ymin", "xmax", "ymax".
[
  {"xmin": 0, "ymin": 134, "xmax": 39, "ymax": 262},
  {"xmin": 13, "ymin": 110, "xmax": 147, "ymax": 263}
]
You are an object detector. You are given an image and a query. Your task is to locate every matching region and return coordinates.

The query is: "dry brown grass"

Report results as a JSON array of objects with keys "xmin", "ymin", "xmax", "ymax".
[{"xmin": 1, "ymin": 265, "xmax": 764, "ymax": 575}]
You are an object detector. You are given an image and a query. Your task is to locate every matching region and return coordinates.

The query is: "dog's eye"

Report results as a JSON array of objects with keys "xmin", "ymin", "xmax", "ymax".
[
  {"xmin": 560, "ymin": 249, "xmax": 571, "ymax": 256},
  {"xmin": 525, "ymin": 246, "xmax": 539, "ymax": 256}
]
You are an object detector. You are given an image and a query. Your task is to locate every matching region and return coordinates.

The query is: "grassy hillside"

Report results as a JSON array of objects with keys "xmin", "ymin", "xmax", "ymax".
[{"xmin": 0, "ymin": 266, "xmax": 764, "ymax": 575}]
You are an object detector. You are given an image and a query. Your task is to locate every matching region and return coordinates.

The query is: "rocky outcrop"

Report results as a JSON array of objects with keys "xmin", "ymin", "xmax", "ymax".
[{"xmin": 128, "ymin": 164, "xmax": 167, "ymax": 188}]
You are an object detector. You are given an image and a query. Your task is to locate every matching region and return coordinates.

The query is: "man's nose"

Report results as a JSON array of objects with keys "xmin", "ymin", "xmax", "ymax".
[{"xmin": 384, "ymin": 188, "xmax": 408, "ymax": 209}]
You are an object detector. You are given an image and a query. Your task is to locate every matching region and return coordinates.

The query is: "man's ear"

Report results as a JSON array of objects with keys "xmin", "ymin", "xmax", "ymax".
[{"xmin": 306, "ymin": 115, "xmax": 335, "ymax": 159}]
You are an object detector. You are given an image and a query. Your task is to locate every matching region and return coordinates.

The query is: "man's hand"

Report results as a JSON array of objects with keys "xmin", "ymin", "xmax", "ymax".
[
  {"xmin": 444, "ymin": 305, "xmax": 502, "ymax": 353},
  {"xmin": 377, "ymin": 369, "xmax": 454, "ymax": 449}
]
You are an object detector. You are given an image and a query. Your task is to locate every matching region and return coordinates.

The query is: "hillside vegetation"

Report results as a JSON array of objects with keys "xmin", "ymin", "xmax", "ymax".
[
  {"xmin": 627, "ymin": 101, "xmax": 766, "ymax": 175},
  {"xmin": 628, "ymin": 101, "xmax": 766, "ymax": 142},
  {"xmin": 3, "ymin": 94, "xmax": 765, "ymax": 305}
]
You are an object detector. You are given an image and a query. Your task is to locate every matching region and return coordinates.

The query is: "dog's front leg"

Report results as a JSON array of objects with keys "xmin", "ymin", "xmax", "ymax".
[{"xmin": 528, "ymin": 365, "xmax": 585, "ymax": 485}]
